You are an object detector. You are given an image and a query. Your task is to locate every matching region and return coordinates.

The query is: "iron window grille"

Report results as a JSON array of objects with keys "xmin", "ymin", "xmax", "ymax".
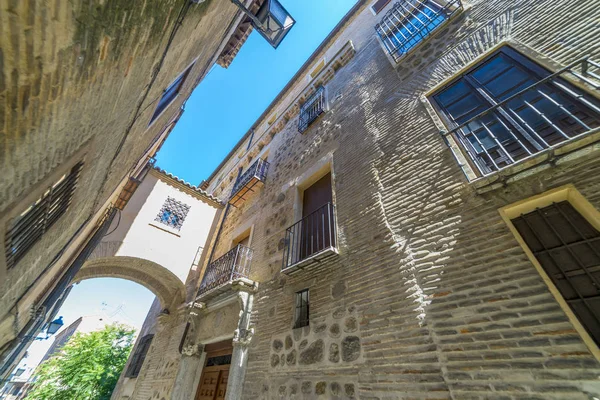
[
  {"xmin": 149, "ymin": 64, "xmax": 193, "ymax": 124},
  {"xmin": 431, "ymin": 48, "xmax": 600, "ymax": 179},
  {"xmin": 125, "ymin": 334, "xmax": 154, "ymax": 378},
  {"xmin": 155, "ymin": 197, "xmax": 190, "ymax": 231},
  {"xmin": 298, "ymin": 86, "xmax": 326, "ymax": 133},
  {"xmin": 294, "ymin": 289, "xmax": 310, "ymax": 328},
  {"xmin": 5, "ymin": 162, "xmax": 84, "ymax": 269},
  {"xmin": 511, "ymin": 201, "xmax": 600, "ymax": 346},
  {"xmin": 206, "ymin": 354, "xmax": 232, "ymax": 367},
  {"xmin": 198, "ymin": 244, "xmax": 253, "ymax": 296},
  {"xmin": 229, "ymin": 158, "xmax": 270, "ymax": 207},
  {"xmin": 375, "ymin": 0, "xmax": 462, "ymax": 63},
  {"xmin": 282, "ymin": 202, "xmax": 337, "ymax": 271}
]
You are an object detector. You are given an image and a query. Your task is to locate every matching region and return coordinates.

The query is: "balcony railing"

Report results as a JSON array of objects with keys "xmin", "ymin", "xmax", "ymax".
[
  {"xmin": 282, "ymin": 203, "xmax": 338, "ymax": 273},
  {"xmin": 442, "ymin": 57, "xmax": 600, "ymax": 178},
  {"xmin": 229, "ymin": 158, "xmax": 269, "ymax": 207},
  {"xmin": 198, "ymin": 245, "xmax": 253, "ymax": 297},
  {"xmin": 298, "ymin": 87, "xmax": 326, "ymax": 133},
  {"xmin": 375, "ymin": 0, "xmax": 462, "ymax": 63}
]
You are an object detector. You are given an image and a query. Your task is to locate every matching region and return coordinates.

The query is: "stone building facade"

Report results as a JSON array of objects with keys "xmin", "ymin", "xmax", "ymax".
[
  {"xmin": 0, "ymin": 0, "xmax": 263, "ymax": 382},
  {"xmin": 108, "ymin": 0, "xmax": 600, "ymax": 398}
]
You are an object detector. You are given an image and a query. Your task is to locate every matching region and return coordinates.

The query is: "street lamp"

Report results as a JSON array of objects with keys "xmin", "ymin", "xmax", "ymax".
[
  {"xmin": 21, "ymin": 316, "xmax": 64, "ymax": 341},
  {"xmin": 45, "ymin": 316, "xmax": 64, "ymax": 337},
  {"xmin": 230, "ymin": 0, "xmax": 295, "ymax": 48}
]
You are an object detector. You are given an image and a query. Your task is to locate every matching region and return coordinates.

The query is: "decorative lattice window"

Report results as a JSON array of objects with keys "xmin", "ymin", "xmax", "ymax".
[{"xmin": 155, "ymin": 197, "xmax": 190, "ymax": 230}]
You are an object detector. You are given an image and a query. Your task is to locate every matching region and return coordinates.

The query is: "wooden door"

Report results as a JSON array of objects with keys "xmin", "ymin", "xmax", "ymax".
[
  {"xmin": 195, "ymin": 341, "xmax": 233, "ymax": 400},
  {"xmin": 196, "ymin": 370, "xmax": 221, "ymax": 400},
  {"xmin": 300, "ymin": 173, "xmax": 333, "ymax": 259},
  {"xmin": 215, "ymin": 370, "xmax": 228, "ymax": 400}
]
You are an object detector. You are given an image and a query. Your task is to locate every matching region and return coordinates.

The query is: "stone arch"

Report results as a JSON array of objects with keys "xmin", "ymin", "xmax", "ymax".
[{"xmin": 73, "ymin": 256, "xmax": 186, "ymax": 311}]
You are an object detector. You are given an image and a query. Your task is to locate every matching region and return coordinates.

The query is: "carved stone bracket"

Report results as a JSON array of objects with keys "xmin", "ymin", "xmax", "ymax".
[
  {"xmin": 181, "ymin": 343, "xmax": 204, "ymax": 357},
  {"xmin": 232, "ymin": 327, "xmax": 255, "ymax": 348}
]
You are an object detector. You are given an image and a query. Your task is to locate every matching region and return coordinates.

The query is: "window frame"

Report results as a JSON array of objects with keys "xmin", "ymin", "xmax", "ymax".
[
  {"xmin": 149, "ymin": 62, "xmax": 195, "ymax": 126},
  {"xmin": 154, "ymin": 197, "xmax": 190, "ymax": 231},
  {"xmin": 4, "ymin": 161, "xmax": 84, "ymax": 270},
  {"xmin": 499, "ymin": 185, "xmax": 600, "ymax": 361},
  {"xmin": 375, "ymin": 0, "xmax": 462, "ymax": 63},
  {"xmin": 428, "ymin": 45, "xmax": 600, "ymax": 180},
  {"xmin": 293, "ymin": 289, "xmax": 310, "ymax": 329},
  {"xmin": 370, "ymin": 0, "xmax": 392, "ymax": 15},
  {"xmin": 298, "ymin": 86, "xmax": 327, "ymax": 133},
  {"xmin": 125, "ymin": 334, "xmax": 154, "ymax": 378}
]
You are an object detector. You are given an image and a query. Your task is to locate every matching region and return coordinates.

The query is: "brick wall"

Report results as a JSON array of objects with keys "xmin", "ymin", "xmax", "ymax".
[
  {"xmin": 203, "ymin": 0, "xmax": 600, "ymax": 398},
  {"xmin": 0, "ymin": 0, "xmax": 241, "ymax": 360}
]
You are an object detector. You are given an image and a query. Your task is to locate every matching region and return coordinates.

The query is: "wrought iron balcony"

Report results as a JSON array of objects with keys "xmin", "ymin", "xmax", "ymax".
[
  {"xmin": 282, "ymin": 203, "xmax": 338, "ymax": 274},
  {"xmin": 375, "ymin": 0, "xmax": 462, "ymax": 63},
  {"xmin": 198, "ymin": 245, "xmax": 253, "ymax": 298},
  {"xmin": 298, "ymin": 87, "xmax": 326, "ymax": 133},
  {"xmin": 229, "ymin": 158, "xmax": 269, "ymax": 207},
  {"xmin": 440, "ymin": 57, "xmax": 600, "ymax": 178}
]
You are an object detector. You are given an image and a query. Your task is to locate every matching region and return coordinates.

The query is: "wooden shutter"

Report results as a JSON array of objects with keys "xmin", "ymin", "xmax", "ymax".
[{"xmin": 125, "ymin": 334, "xmax": 154, "ymax": 378}]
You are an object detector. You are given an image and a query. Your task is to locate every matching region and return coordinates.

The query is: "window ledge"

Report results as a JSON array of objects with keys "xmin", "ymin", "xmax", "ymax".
[
  {"xmin": 471, "ymin": 130, "xmax": 600, "ymax": 194},
  {"xmin": 148, "ymin": 222, "xmax": 181, "ymax": 237}
]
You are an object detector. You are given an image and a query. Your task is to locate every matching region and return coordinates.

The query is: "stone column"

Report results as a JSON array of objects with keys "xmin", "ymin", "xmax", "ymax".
[
  {"xmin": 225, "ymin": 281, "xmax": 256, "ymax": 400},
  {"xmin": 171, "ymin": 302, "xmax": 206, "ymax": 400}
]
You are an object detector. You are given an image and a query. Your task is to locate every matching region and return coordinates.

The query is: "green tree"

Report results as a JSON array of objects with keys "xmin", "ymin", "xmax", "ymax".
[{"xmin": 27, "ymin": 323, "xmax": 135, "ymax": 400}]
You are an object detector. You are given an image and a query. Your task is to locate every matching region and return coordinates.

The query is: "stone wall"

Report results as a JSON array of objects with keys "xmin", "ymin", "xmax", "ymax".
[
  {"xmin": 203, "ymin": 0, "xmax": 600, "ymax": 398},
  {"xmin": 0, "ymin": 0, "xmax": 240, "ymax": 365}
]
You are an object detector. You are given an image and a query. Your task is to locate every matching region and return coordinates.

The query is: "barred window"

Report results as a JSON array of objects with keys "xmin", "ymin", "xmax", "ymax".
[
  {"xmin": 294, "ymin": 289, "xmax": 310, "ymax": 328},
  {"xmin": 375, "ymin": 0, "xmax": 461, "ymax": 63},
  {"xmin": 512, "ymin": 202, "xmax": 600, "ymax": 346},
  {"xmin": 125, "ymin": 334, "xmax": 154, "ymax": 378},
  {"xmin": 155, "ymin": 197, "xmax": 190, "ymax": 231},
  {"xmin": 298, "ymin": 86, "xmax": 326, "ymax": 133},
  {"xmin": 430, "ymin": 47, "xmax": 600, "ymax": 177},
  {"xmin": 5, "ymin": 162, "xmax": 84, "ymax": 269}
]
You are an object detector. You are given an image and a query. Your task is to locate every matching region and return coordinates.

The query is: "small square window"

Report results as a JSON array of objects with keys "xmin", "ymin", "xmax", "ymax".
[
  {"xmin": 371, "ymin": 0, "xmax": 392, "ymax": 14},
  {"xmin": 155, "ymin": 197, "xmax": 190, "ymax": 231},
  {"xmin": 294, "ymin": 289, "xmax": 310, "ymax": 328},
  {"xmin": 149, "ymin": 64, "xmax": 194, "ymax": 125}
]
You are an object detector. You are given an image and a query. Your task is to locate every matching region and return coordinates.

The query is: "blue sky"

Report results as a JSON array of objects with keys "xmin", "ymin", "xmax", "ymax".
[
  {"xmin": 156, "ymin": 0, "xmax": 357, "ymax": 184},
  {"xmin": 18, "ymin": 0, "xmax": 357, "ymax": 374}
]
